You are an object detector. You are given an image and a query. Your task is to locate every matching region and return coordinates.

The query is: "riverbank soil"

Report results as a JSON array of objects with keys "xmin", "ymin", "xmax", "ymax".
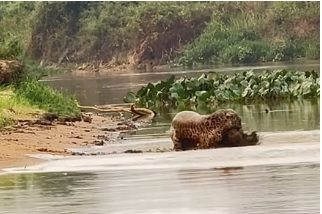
[{"xmin": 0, "ymin": 114, "xmax": 127, "ymax": 171}]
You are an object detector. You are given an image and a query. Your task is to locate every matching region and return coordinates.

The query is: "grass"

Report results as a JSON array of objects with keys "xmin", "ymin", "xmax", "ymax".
[
  {"xmin": 0, "ymin": 55, "xmax": 82, "ymax": 128},
  {"xmin": 0, "ymin": 79, "xmax": 82, "ymax": 128},
  {"xmin": 14, "ymin": 79, "xmax": 81, "ymax": 119},
  {"xmin": 0, "ymin": 87, "xmax": 44, "ymax": 127}
]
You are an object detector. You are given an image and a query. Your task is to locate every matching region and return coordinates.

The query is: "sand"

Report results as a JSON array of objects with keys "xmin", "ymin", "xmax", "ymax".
[{"xmin": 0, "ymin": 115, "xmax": 128, "ymax": 172}]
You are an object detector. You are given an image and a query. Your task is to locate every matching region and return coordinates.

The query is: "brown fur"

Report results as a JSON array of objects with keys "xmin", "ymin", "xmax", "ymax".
[
  {"xmin": 218, "ymin": 128, "xmax": 259, "ymax": 148},
  {"xmin": 170, "ymin": 109, "xmax": 243, "ymax": 151}
]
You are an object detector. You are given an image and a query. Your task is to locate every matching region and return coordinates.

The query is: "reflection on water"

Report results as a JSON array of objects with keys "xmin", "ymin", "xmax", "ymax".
[
  {"xmin": 0, "ymin": 132, "xmax": 320, "ymax": 214},
  {"xmin": 0, "ymin": 172, "xmax": 97, "ymax": 196},
  {"xmin": 131, "ymin": 99, "xmax": 320, "ymax": 138},
  {"xmin": 0, "ymin": 62, "xmax": 319, "ymax": 214},
  {"xmin": 0, "ymin": 162, "xmax": 319, "ymax": 214},
  {"xmin": 0, "ymin": 172, "xmax": 98, "ymax": 214}
]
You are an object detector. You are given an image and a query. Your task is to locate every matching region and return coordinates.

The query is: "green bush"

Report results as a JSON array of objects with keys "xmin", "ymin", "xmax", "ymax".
[
  {"xmin": 14, "ymin": 79, "xmax": 81, "ymax": 119},
  {"xmin": 0, "ymin": 33, "xmax": 23, "ymax": 59},
  {"xmin": 178, "ymin": 19, "xmax": 276, "ymax": 66},
  {"xmin": 219, "ymin": 40, "xmax": 270, "ymax": 64},
  {"xmin": 177, "ymin": 1, "xmax": 319, "ymax": 66},
  {"xmin": 0, "ymin": 2, "xmax": 319, "ymax": 67},
  {"xmin": 303, "ymin": 40, "xmax": 320, "ymax": 60}
]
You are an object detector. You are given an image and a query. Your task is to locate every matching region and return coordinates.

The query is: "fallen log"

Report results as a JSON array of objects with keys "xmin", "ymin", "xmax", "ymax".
[
  {"xmin": 130, "ymin": 104, "xmax": 156, "ymax": 117},
  {"xmin": 77, "ymin": 104, "xmax": 133, "ymax": 114},
  {"xmin": 77, "ymin": 103, "xmax": 156, "ymax": 120}
]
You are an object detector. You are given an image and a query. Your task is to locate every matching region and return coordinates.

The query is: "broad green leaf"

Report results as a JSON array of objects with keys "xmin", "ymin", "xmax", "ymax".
[
  {"xmin": 281, "ymin": 85, "xmax": 289, "ymax": 93},
  {"xmin": 240, "ymin": 80, "xmax": 248, "ymax": 87},
  {"xmin": 207, "ymin": 72, "xmax": 219, "ymax": 81},
  {"xmin": 195, "ymin": 90, "xmax": 210, "ymax": 102},
  {"xmin": 147, "ymin": 83, "xmax": 155, "ymax": 90},
  {"xmin": 301, "ymin": 81, "xmax": 312, "ymax": 95},
  {"xmin": 245, "ymin": 70, "xmax": 255, "ymax": 79},
  {"xmin": 177, "ymin": 102, "xmax": 186, "ymax": 111},
  {"xmin": 137, "ymin": 86, "xmax": 147, "ymax": 97},
  {"xmin": 196, "ymin": 101, "xmax": 208, "ymax": 114},
  {"xmin": 242, "ymin": 87, "xmax": 251, "ymax": 98},
  {"xmin": 231, "ymin": 88, "xmax": 241, "ymax": 98},
  {"xmin": 170, "ymin": 92, "xmax": 179, "ymax": 99},
  {"xmin": 156, "ymin": 91, "xmax": 163, "ymax": 97},
  {"xmin": 221, "ymin": 90, "xmax": 231, "ymax": 100},
  {"xmin": 213, "ymin": 89, "xmax": 221, "ymax": 98},
  {"xmin": 252, "ymin": 85, "xmax": 259, "ymax": 91},
  {"xmin": 213, "ymin": 80, "xmax": 220, "ymax": 87},
  {"xmin": 260, "ymin": 80, "xmax": 269, "ymax": 88},
  {"xmin": 198, "ymin": 73, "xmax": 206, "ymax": 84},
  {"xmin": 155, "ymin": 80, "xmax": 169, "ymax": 91},
  {"xmin": 186, "ymin": 78, "xmax": 199, "ymax": 90},
  {"xmin": 123, "ymin": 92, "xmax": 136, "ymax": 103},
  {"xmin": 169, "ymin": 82, "xmax": 185, "ymax": 97},
  {"xmin": 274, "ymin": 79, "xmax": 281, "ymax": 86},
  {"xmin": 248, "ymin": 78, "xmax": 256, "ymax": 86}
]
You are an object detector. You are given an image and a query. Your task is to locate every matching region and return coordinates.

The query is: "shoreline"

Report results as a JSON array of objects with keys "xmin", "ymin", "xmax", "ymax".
[
  {"xmin": 0, "ymin": 156, "xmax": 45, "ymax": 172},
  {"xmin": 48, "ymin": 58, "xmax": 320, "ymax": 76},
  {"xmin": 0, "ymin": 114, "xmax": 133, "ymax": 172}
]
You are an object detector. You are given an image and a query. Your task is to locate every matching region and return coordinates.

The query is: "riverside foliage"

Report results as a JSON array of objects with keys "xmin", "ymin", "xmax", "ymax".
[
  {"xmin": 14, "ymin": 79, "xmax": 81, "ymax": 119},
  {"xmin": 124, "ymin": 70, "xmax": 320, "ymax": 108},
  {"xmin": 0, "ymin": 77, "xmax": 82, "ymax": 128},
  {"xmin": 0, "ymin": 2, "xmax": 319, "ymax": 66}
]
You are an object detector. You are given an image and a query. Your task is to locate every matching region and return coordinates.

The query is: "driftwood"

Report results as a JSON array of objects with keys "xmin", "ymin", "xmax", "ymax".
[
  {"xmin": 77, "ymin": 104, "xmax": 133, "ymax": 114},
  {"xmin": 77, "ymin": 104, "xmax": 156, "ymax": 121}
]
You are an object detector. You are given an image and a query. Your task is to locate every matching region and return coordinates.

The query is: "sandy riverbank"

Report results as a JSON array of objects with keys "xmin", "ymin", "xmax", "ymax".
[{"xmin": 0, "ymin": 114, "xmax": 133, "ymax": 171}]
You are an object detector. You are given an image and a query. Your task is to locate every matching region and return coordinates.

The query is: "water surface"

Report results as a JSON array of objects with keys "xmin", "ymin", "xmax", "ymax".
[
  {"xmin": 0, "ymin": 61, "xmax": 320, "ymax": 214},
  {"xmin": 0, "ymin": 140, "xmax": 320, "ymax": 214},
  {"xmin": 43, "ymin": 60, "xmax": 320, "ymax": 105}
]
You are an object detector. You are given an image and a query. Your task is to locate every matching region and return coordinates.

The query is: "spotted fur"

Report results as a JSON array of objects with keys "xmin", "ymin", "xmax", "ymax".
[{"xmin": 170, "ymin": 109, "xmax": 242, "ymax": 151}]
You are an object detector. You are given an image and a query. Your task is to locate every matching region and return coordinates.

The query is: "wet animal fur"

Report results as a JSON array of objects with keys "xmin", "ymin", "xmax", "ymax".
[
  {"xmin": 170, "ymin": 109, "xmax": 259, "ymax": 151},
  {"xmin": 218, "ymin": 128, "xmax": 259, "ymax": 148}
]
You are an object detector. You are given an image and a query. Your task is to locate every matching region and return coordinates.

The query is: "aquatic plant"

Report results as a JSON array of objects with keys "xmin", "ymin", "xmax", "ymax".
[{"xmin": 124, "ymin": 69, "xmax": 320, "ymax": 108}]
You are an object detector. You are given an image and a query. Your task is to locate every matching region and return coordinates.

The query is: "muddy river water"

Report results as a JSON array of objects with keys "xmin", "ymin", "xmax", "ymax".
[{"xmin": 0, "ymin": 61, "xmax": 320, "ymax": 214}]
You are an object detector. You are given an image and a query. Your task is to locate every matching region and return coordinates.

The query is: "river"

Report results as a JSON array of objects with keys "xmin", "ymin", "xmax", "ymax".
[{"xmin": 0, "ymin": 61, "xmax": 320, "ymax": 214}]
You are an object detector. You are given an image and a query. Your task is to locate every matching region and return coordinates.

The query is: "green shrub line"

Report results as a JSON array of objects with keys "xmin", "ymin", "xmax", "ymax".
[
  {"xmin": 177, "ymin": 21, "xmax": 320, "ymax": 66},
  {"xmin": 0, "ymin": 2, "xmax": 319, "ymax": 67},
  {"xmin": 124, "ymin": 69, "xmax": 320, "ymax": 108}
]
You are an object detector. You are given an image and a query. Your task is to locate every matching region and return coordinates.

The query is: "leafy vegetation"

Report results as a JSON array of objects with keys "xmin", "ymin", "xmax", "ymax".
[
  {"xmin": 0, "ymin": 76, "xmax": 81, "ymax": 128},
  {"xmin": 0, "ymin": 33, "xmax": 23, "ymax": 59},
  {"xmin": 14, "ymin": 79, "xmax": 81, "ymax": 119},
  {"xmin": 124, "ymin": 69, "xmax": 320, "ymax": 108},
  {"xmin": 178, "ymin": 2, "xmax": 320, "ymax": 66},
  {"xmin": 0, "ymin": 2, "xmax": 319, "ymax": 67},
  {"xmin": 0, "ymin": 2, "xmax": 319, "ymax": 127},
  {"xmin": 0, "ymin": 87, "xmax": 43, "ymax": 127},
  {"xmin": 0, "ymin": 79, "xmax": 81, "ymax": 127}
]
